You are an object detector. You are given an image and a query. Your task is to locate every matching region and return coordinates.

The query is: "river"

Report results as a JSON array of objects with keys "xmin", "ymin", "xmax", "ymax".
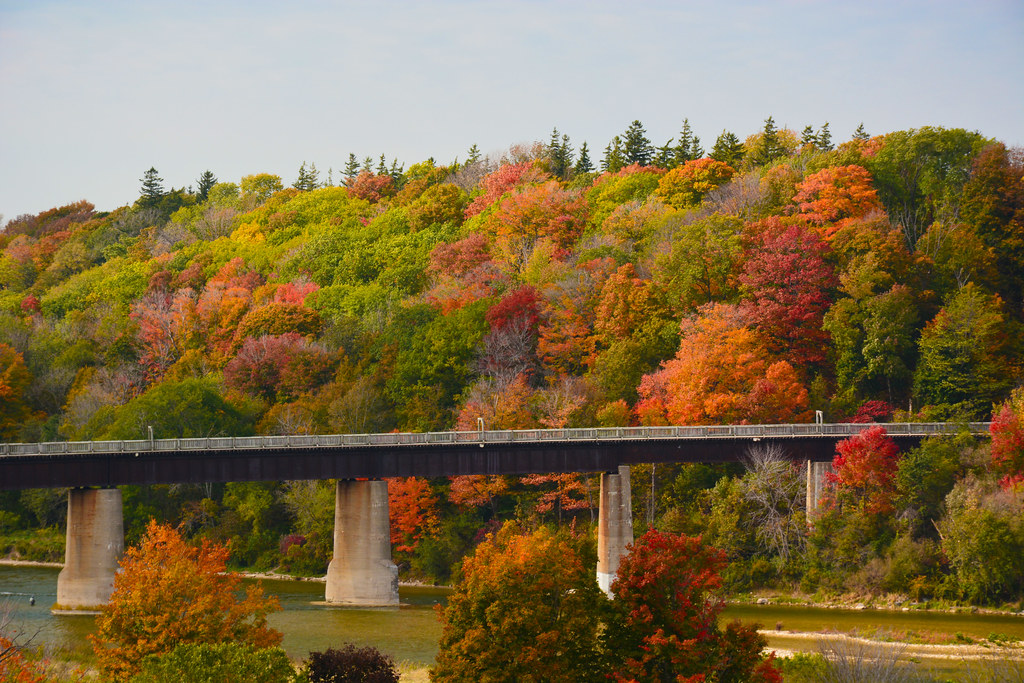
[{"xmin": 2, "ymin": 564, "xmax": 1022, "ymax": 669}]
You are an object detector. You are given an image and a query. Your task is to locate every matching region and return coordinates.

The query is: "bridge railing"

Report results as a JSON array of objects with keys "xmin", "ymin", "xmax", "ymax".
[{"xmin": 0, "ymin": 422, "xmax": 991, "ymax": 457}]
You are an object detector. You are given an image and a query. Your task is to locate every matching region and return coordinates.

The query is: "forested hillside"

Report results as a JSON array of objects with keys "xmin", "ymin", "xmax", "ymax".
[{"xmin": 2, "ymin": 120, "xmax": 1023, "ymax": 604}]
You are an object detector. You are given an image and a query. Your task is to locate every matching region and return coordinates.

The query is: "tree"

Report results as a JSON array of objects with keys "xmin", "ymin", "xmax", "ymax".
[
  {"xmin": 990, "ymin": 387, "xmax": 1024, "ymax": 488},
  {"xmin": 604, "ymin": 529, "xmax": 781, "ymax": 683},
  {"xmin": 431, "ymin": 522, "xmax": 608, "ymax": 682},
  {"xmin": 0, "ymin": 343, "xmax": 36, "ymax": 440},
  {"xmin": 574, "ymin": 141, "xmax": 594, "ymax": 175},
  {"xmin": 139, "ymin": 168, "xmax": 165, "ymax": 208},
  {"xmin": 636, "ymin": 304, "xmax": 811, "ymax": 426},
  {"xmin": 866, "ymin": 126, "xmax": 988, "ymax": 249},
  {"xmin": 343, "ymin": 153, "xmax": 360, "ymax": 182},
  {"xmin": 294, "ymin": 161, "xmax": 320, "ymax": 191},
  {"xmin": 747, "ymin": 116, "xmax": 785, "ymax": 166},
  {"xmin": 101, "ymin": 377, "xmax": 254, "ymax": 440},
  {"xmin": 91, "ymin": 521, "xmax": 282, "ymax": 681},
  {"xmin": 653, "ymin": 213, "xmax": 744, "ymax": 313},
  {"xmin": 387, "ymin": 476, "xmax": 440, "ymax": 553},
  {"xmin": 739, "ymin": 224, "xmax": 837, "ymax": 370},
  {"xmin": 655, "ymin": 158, "xmax": 735, "ymax": 209},
  {"xmin": 240, "ymin": 173, "xmax": 283, "ymax": 202},
  {"xmin": 792, "ymin": 165, "xmax": 883, "ymax": 235},
  {"xmin": 673, "ymin": 117, "xmax": 704, "ymax": 164},
  {"xmin": 913, "ymin": 283, "xmax": 1014, "ymax": 419},
  {"xmin": 602, "ymin": 136, "xmax": 626, "ymax": 173},
  {"xmin": 195, "ymin": 170, "xmax": 217, "ymax": 202},
  {"xmin": 622, "ymin": 120, "xmax": 654, "ymax": 167},
  {"xmin": 828, "ymin": 425, "xmax": 900, "ymax": 516},
  {"xmin": 710, "ymin": 130, "xmax": 744, "ymax": 166},
  {"xmin": 546, "ymin": 127, "xmax": 574, "ymax": 180}
]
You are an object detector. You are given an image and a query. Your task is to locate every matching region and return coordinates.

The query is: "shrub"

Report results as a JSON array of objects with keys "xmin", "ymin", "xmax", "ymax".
[
  {"xmin": 303, "ymin": 645, "xmax": 399, "ymax": 683},
  {"xmin": 130, "ymin": 642, "xmax": 295, "ymax": 683}
]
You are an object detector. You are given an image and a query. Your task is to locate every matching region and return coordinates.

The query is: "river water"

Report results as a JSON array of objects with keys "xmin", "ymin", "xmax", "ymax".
[{"xmin": 2, "ymin": 565, "xmax": 1023, "ymax": 668}]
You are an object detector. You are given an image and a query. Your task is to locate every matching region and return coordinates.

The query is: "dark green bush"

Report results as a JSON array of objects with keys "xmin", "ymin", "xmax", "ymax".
[{"xmin": 303, "ymin": 645, "xmax": 399, "ymax": 683}]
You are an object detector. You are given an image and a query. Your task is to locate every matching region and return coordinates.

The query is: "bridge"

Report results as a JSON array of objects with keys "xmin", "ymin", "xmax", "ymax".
[{"xmin": 0, "ymin": 422, "xmax": 989, "ymax": 610}]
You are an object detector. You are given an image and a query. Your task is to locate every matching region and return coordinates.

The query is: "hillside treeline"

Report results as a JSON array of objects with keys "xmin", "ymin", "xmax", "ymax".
[{"xmin": 1, "ymin": 120, "xmax": 1023, "ymax": 604}]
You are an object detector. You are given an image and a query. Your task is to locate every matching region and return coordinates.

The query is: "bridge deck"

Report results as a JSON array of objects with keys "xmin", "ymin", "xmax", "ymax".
[{"xmin": 0, "ymin": 423, "xmax": 989, "ymax": 490}]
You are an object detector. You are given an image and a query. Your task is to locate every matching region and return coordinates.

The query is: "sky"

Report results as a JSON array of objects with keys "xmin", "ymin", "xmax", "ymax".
[{"xmin": 1, "ymin": 0, "xmax": 1023, "ymax": 222}]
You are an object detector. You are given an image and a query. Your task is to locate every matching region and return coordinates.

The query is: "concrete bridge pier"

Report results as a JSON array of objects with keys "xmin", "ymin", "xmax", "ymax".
[
  {"xmin": 55, "ymin": 488, "xmax": 124, "ymax": 611},
  {"xmin": 325, "ymin": 479, "xmax": 399, "ymax": 606},
  {"xmin": 596, "ymin": 465, "xmax": 633, "ymax": 596},
  {"xmin": 806, "ymin": 460, "xmax": 833, "ymax": 519}
]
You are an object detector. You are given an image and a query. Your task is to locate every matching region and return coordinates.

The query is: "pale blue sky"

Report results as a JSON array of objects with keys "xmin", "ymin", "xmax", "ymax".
[{"xmin": 1, "ymin": 0, "xmax": 1022, "ymax": 221}]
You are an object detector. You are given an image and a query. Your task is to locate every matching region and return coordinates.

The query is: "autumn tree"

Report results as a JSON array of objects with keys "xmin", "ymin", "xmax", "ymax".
[
  {"xmin": 828, "ymin": 426, "xmax": 901, "ymax": 516},
  {"xmin": 740, "ymin": 223, "xmax": 837, "ymax": 370},
  {"xmin": 990, "ymin": 387, "xmax": 1024, "ymax": 489},
  {"xmin": 792, "ymin": 164, "xmax": 883, "ymax": 238},
  {"xmin": 636, "ymin": 304, "xmax": 811, "ymax": 426},
  {"xmin": 387, "ymin": 477, "xmax": 440, "ymax": 553},
  {"xmin": 655, "ymin": 158, "xmax": 735, "ymax": 209},
  {"xmin": 604, "ymin": 530, "xmax": 781, "ymax": 683},
  {"xmin": 432, "ymin": 522, "xmax": 608, "ymax": 682},
  {"xmin": 91, "ymin": 521, "xmax": 282, "ymax": 681},
  {"xmin": 0, "ymin": 343, "xmax": 36, "ymax": 440}
]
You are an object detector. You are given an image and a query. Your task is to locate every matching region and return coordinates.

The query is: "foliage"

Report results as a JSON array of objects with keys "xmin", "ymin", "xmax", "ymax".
[
  {"xmin": 636, "ymin": 304, "xmax": 811, "ymax": 425},
  {"xmin": 913, "ymin": 283, "xmax": 1014, "ymax": 419},
  {"xmin": 604, "ymin": 529, "xmax": 781, "ymax": 683},
  {"xmin": 655, "ymin": 158, "xmax": 735, "ymax": 209},
  {"xmin": 989, "ymin": 387, "xmax": 1024, "ymax": 488},
  {"xmin": 91, "ymin": 520, "xmax": 282, "ymax": 681},
  {"xmin": 302, "ymin": 644, "xmax": 399, "ymax": 683},
  {"xmin": 130, "ymin": 642, "xmax": 294, "ymax": 683},
  {"xmin": 828, "ymin": 426, "xmax": 901, "ymax": 516},
  {"xmin": 99, "ymin": 377, "xmax": 255, "ymax": 440},
  {"xmin": 432, "ymin": 522, "xmax": 608, "ymax": 682}
]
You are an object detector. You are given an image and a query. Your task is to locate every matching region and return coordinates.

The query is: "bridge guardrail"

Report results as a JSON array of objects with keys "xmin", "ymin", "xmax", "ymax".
[{"xmin": 0, "ymin": 422, "xmax": 992, "ymax": 457}]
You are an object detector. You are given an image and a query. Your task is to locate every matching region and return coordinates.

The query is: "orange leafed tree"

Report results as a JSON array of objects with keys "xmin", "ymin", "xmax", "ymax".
[
  {"xmin": 636, "ymin": 304, "xmax": 811, "ymax": 426},
  {"xmin": 387, "ymin": 477, "xmax": 440, "ymax": 552},
  {"xmin": 91, "ymin": 520, "xmax": 282, "ymax": 682},
  {"xmin": 792, "ymin": 164, "xmax": 883, "ymax": 238}
]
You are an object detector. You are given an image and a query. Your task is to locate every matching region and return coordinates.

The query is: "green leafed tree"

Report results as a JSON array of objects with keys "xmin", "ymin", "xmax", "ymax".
[{"xmin": 913, "ymin": 283, "xmax": 1015, "ymax": 419}]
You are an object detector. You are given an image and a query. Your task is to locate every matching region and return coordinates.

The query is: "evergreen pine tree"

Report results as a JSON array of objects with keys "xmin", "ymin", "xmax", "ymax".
[
  {"xmin": 674, "ymin": 118, "xmax": 703, "ymax": 163},
  {"xmin": 196, "ymin": 170, "xmax": 216, "ymax": 202},
  {"xmin": 294, "ymin": 161, "xmax": 320, "ymax": 191},
  {"xmin": 654, "ymin": 140, "xmax": 675, "ymax": 168},
  {"xmin": 574, "ymin": 141, "xmax": 594, "ymax": 175},
  {"xmin": 853, "ymin": 123, "xmax": 870, "ymax": 141},
  {"xmin": 750, "ymin": 116, "xmax": 783, "ymax": 166},
  {"xmin": 801, "ymin": 125, "xmax": 818, "ymax": 148},
  {"xmin": 709, "ymin": 130, "xmax": 744, "ymax": 166},
  {"xmin": 376, "ymin": 154, "xmax": 388, "ymax": 175},
  {"xmin": 622, "ymin": 120, "xmax": 654, "ymax": 166},
  {"xmin": 546, "ymin": 128, "xmax": 574, "ymax": 179},
  {"xmin": 139, "ymin": 167, "xmax": 165, "ymax": 208},
  {"xmin": 466, "ymin": 144, "xmax": 482, "ymax": 165},
  {"xmin": 389, "ymin": 159, "xmax": 405, "ymax": 188},
  {"xmin": 818, "ymin": 122, "xmax": 833, "ymax": 151},
  {"xmin": 361, "ymin": 156, "xmax": 373, "ymax": 173},
  {"xmin": 344, "ymin": 154, "xmax": 360, "ymax": 181},
  {"xmin": 602, "ymin": 136, "xmax": 625, "ymax": 173}
]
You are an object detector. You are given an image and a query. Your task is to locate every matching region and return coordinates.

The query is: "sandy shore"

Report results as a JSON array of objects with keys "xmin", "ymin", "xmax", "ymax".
[{"xmin": 0, "ymin": 558, "xmax": 63, "ymax": 568}]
